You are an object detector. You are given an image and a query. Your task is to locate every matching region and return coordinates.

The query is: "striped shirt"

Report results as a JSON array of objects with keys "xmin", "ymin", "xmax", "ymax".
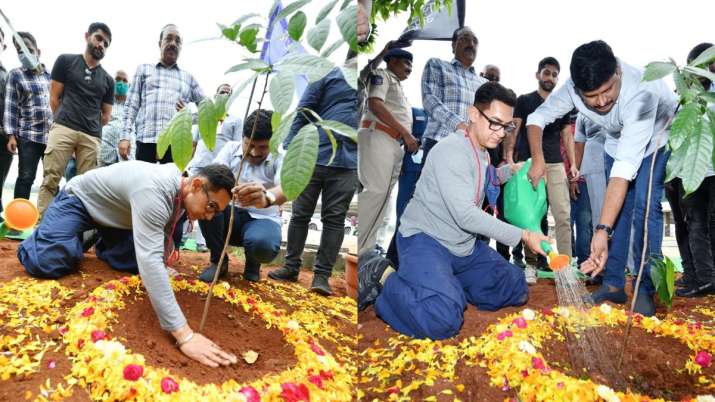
[
  {"xmin": 3, "ymin": 66, "xmax": 52, "ymax": 144},
  {"xmin": 99, "ymin": 102, "xmax": 135, "ymax": 166},
  {"xmin": 122, "ymin": 63, "xmax": 204, "ymax": 143},
  {"xmin": 421, "ymin": 58, "xmax": 487, "ymax": 142}
]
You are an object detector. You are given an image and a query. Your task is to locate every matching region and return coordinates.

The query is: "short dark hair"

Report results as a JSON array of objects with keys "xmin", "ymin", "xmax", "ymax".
[
  {"xmin": 13, "ymin": 32, "xmax": 37, "ymax": 50},
  {"xmin": 160, "ymin": 24, "xmax": 178, "ymax": 42},
  {"xmin": 473, "ymin": 81, "xmax": 517, "ymax": 109},
  {"xmin": 88, "ymin": 22, "xmax": 112, "ymax": 43},
  {"xmin": 243, "ymin": 109, "xmax": 274, "ymax": 141},
  {"xmin": 537, "ymin": 57, "xmax": 560, "ymax": 73},
  {"xmin": 451, "ymin": 26, "xmax": 477, "ymax": 45},
  {"xmin": 570, "ymin": 40, "xmax": 617, "ymax": 92},
  {"xmin": 196, "ymin": 164, "xmax": 235, "ymax": 194},
  {"xmin": 687, "ymin": 42, "xmax": 714, "ymax": 64},
  {"xmin": 216, "ymin": 83, "xmax": 231, "ymax": 93}
]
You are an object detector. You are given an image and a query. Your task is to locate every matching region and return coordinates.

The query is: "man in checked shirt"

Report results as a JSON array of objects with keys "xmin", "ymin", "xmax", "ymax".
[
  {"xmin": 121, "ymin": 24, "xmax": 204, "ymax": 164},
  {"xmin": 420, "ymin": 26, "xmax": 487, "ymax": 162},
  {"xmin": 4, "ymin": 32, "xmax": 51, "ymax": 206}
]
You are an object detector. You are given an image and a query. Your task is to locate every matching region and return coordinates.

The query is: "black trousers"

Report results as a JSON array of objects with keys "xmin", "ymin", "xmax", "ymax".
[
  {"xmin": 283, "ymin": 166, "xmax": 357, "ymax": 276},
  {"xmin": 665, "ymin": 179, "xmax": 694, "ymax": 285},
  {"xmin": 136, "ymin": 141, "xmax": 174, "ymax": 164},
  {"xmin": 680, "ymin": 176, "xmax": 715, "ymax": 286}
]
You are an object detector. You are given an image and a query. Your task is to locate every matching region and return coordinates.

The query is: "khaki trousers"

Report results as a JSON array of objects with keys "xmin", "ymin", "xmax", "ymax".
[
  {"xmin": 358, "ymin": 128, "xmax": 403, "ymax": 255},
  {"xmin": 37, "ymin": 123, "xmax": 100, "ymax": 214},
  {"xmin": 545, "ymin": 162, "xmax": 572, "ymax": 257}
]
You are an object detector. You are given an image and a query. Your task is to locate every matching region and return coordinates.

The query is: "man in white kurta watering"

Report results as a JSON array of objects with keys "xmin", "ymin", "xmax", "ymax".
[{"xmin": 526, "ymin": 40, "xmax": 678, "ymax": 316}]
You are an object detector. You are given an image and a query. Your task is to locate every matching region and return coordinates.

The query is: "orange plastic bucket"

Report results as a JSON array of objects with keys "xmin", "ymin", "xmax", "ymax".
[{"xmin": 3, "ymin": 199, "xmax": 39, "ymax": 230}]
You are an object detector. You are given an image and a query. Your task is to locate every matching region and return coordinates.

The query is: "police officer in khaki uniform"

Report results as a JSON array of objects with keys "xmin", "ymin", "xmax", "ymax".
[{"xmin": 358, "ymin": 48, "xmax": 417, "ymax": 255}]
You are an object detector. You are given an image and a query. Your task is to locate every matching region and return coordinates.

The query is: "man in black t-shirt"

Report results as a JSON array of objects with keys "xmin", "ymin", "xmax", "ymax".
[
  {"xmin": 504, "ymin": 57, "xmax": 576, "ymax": 278},
  {"xmin": 38, "ymin": 22, "xmax": 114, "ymax": 215}
]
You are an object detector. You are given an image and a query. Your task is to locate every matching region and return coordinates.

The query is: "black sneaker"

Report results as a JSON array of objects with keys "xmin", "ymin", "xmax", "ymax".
[
  {"xmin": 268, "ymin": 267, "xmax": 299, "ymax": 282},
  {"xmin": 675, "ymin": 282, "xmax": 715, "ymax": 298},
  {"xmin": 243, "ymin": 267, "xmax": 261, "ymax": 282},
  {"xmin": 358, "ymin": 251, "xmax": 392, "ymax": 311},
  {"xmin": 633, "ymin": 290, "xmax": 656, "ymax": 316},
  {"xmin": 675, "ymin": 277, "xmax": 695, "ymax": 288},
  {"xmin": 199, "ymin": 260, "xmax": 229, "ymax": 283},
  {"xmin": 310, "ymin": 274, "xmax": 333, "ymax": 296},
  {"xmin": 591, "ymin": 285, "xmax": 627, "ymax": 304}
]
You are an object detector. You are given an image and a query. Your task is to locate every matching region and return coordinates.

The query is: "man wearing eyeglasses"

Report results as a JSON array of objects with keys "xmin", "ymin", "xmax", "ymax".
[
  {"xmin": 503, "ymin": 57, "xmax": 576, "ymax": 282},
  {"xmin": 36, "ymin": 23, "xmax": 114, "ymax": 216},
  {"xmin": 121, "ymin": 24, "xmax": 205, "ymax": 164},
  {"xmin": 358, "ymin": 82, "xmax": 549, "ymax": 340},
  {"xmin": 198, "ymin": 109, "xmax": 283, "ymax": 283},
  {"xmin": 19, "ymin": 162, "xmax": 240, "ymax": 367},
  {"xmin": 358, "ymin": 48, "xmax": 417, "ymax": 256},
  {"xmin": 526, "ymin": 41, "xmax": 679, "ymax": 316}
]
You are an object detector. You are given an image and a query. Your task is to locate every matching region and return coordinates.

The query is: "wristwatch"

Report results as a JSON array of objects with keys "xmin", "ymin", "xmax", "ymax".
[
  {"xmin": 595, "ymin": 224, "xmax": 614, "ymax": 239},
  {"xmin": 264, "ymin": 190, "xmax": 276, "ymax": 207}
]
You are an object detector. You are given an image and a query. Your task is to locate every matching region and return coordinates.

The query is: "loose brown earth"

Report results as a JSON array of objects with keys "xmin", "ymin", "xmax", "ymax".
[
  {"xmin": 0, "ymin": 239, "xmax": 349, "ymax": 401},
  {"xmin": 359, "ymin": 277, "xmax": 715, "ymax": 401}
]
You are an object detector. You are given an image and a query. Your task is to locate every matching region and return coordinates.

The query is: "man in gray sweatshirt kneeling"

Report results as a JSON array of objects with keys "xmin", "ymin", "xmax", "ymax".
[{"xmin": 360, "ymin": 82, "xmax": 549, "ymax": 340}]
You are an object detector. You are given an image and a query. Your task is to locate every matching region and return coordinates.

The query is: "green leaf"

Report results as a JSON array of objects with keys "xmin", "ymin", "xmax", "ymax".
[
  {"xmin": 198, "ymin": 98, "xmax": 218, "ymax": 151},
  {"xmin": 649, "ymin": 257, "xmax": 673, "ymax": 309},
  {"xmin": 336, "ymin": 4, "xmax": 358, "ymax": 51},
  {"xmin": 270, "ymin": 110, "xmax": 297, "ymax": 156},
  {"xmin": 218, "ymin": 23, "xmax": 240, "ymax": 41},
  {"xmin": 288, "ymin": 11, "xmax": 307, "ymax": 41},
  {"xmin": 665, "ymin": 141, "xmax": 687, "ymax": 182},
  {"xmin": 340, "ymin": 0, "xmax": 351, "ymax": 10},
  {"xmin": 169, "ymin": 109, "xmax": 194, "ymax": 171},
  {"xmin": 271, "ymin": 111, "xmax": 282, "ymax": 133},
  {"xmin": 689, "ymin": 45, "xmax": 715, "ymax": 67},
  {"xmin": 340, "ymin": 65, "xmax": 357, "ymax": 90},
  {"xmin": 231, "ymin": 13, "xmax": 261, "ymax": 26},
  {"xmin": 225, "ymin": 59, "xmax": 270, "ymax": 74},
  {"xmin": 214, "ymin": 93, "xmax": 229, "ymax": 121},
  {"xmin": 642, "ymin": 61, "xmax": 677, "ymax": 82},
  {"xmin": 665, "ymin": 257, "xmax": 675, "ymax": 302},
  {"xmin": 317, "ymin": 119, "xmax": 357, "ymax": 142},
  {"xmin": 702, "ymin": 91, "xmax": 715, "ymax": 105},
  {"xmin": 672, "ymin": 69, "xmax": 695, "ymax": 103},
  {"xmin": 321, "ymin": 38, "xmax": 345, "ymax": 58},
  {"xmin": 271, "ymin": 0, "xmax": 312, "ymax": 29},
  {"xmin": 239, "ymin": 27, "xmax": 260, "ymax": 53},
  {"xmin": 681, "ymin": 118, "xmax": 712, "ymax": 195},
  {"xmin": 307, "ymin": 17, "xmax": 330, "ymax": 52},
  {"xmin": 281, "ymin": 124, "xmax": 319, "ymax": 200},
  {"xmin": 269, "ymin": 72, "xmax": 295, "ymax": 115},
  {"xmin": 157, "ymin": 114, "xmax": 177, "ymax": 159},
  {"xmin": 227, "ymin": 73, "xmax": 260, "ymax": 110},
  {"xmin": 300, "ymin": 107, "xmax": 322, "ymax": 122},
  {"xmin": 683, "ymin": 65, "xmax": 715, "ymax": 84},
  {"xmin": 669, "ymin": 103, "xmax": 701, "ymax": 151},
  {"xmin": 315, "ymin": 0, "xmax": 338, "ymax": 23},
  {"xmin": 276, "ymin": 53, "xmax": 335, "ymax": 82}
]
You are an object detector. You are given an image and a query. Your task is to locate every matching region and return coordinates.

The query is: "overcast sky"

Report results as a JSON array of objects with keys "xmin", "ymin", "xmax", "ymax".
[
  {"xmin": 367, "ymin": 0, "xmax": 714, "ymax": 103},
  {"xmin": 0, "ymin": 0, "xmax": 348, "ymax": 187}
]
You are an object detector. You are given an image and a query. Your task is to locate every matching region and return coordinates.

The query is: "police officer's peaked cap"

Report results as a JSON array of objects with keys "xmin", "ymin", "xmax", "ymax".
[{"xmin": 383, "ymin": 48, "xmax": 413, "ymax": 62}]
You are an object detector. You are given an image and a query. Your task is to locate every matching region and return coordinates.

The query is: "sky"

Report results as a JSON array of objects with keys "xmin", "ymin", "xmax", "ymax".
[
  {"xmin": 365, "ymin": 0, "xmax": 715, "ymax": 105},
  {"xmin": 0, "ymin": 0, "xmax": 350, "ymax": 188}
]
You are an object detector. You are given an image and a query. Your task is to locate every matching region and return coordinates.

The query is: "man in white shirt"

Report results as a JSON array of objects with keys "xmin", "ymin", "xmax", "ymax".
[
  {"xmin": 526, "ymin": 40, "xmax": 678, "ymax": 316},
  {"xmin": 198, "ymin": 109, "xmax": 283, "ymax": 283}
]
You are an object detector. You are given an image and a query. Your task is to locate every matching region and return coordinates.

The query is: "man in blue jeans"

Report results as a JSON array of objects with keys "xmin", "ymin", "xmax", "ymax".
[
  {"xmin": 360, "ymin": 82, "xmax": 548, "ymax": 339},
  {"xmin": 526, "ymin": 41, "xmax": 678, "ymax": 316},
  {"xmin": 198, "ymin": 109, "xmax": 283, "ymax": 283},
  {"xmin": 268, "ymin": 61, "xmax": 358, "ymax": 296}
]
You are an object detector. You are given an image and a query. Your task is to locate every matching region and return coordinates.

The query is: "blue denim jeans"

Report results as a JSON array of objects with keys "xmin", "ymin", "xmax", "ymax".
[
  {"xmin": 571, "ymin": 180, "xmax": 592, "ymax": 264},
  {"xmin": 603, "ymin": 148, "xmax": 669, "ymax": 294}
]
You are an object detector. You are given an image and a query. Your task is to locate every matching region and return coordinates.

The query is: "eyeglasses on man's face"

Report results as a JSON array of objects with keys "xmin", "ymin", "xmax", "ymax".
[{"xmin": 477, "ymin": 107, "xmax": 516, "ymax": 135}]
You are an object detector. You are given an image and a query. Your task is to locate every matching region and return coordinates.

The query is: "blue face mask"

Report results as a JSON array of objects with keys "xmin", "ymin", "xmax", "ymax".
[
  {"xmin": 115, "ymin": 81, "xmax": 129, "ymax": 96},
  {"xmin": 18, "ymin": 52, "xmax": 39, "ymax": 70}
]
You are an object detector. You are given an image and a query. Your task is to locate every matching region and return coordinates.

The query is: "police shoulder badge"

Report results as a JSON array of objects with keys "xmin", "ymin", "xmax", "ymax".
[{"xmin": 370, "ymin": 74, "xmax": 384, "ymax": 86}]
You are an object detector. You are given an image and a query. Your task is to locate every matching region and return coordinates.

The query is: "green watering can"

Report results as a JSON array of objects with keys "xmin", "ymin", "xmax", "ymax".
[{"xmin": 503, "ymin": 160, "xmax": 570, "ymax": 270}]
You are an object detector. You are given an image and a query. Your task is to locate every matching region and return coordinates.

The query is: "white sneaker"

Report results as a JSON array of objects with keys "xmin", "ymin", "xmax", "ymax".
[{"xmin": 524, "ymin": 266, "xmax": 537, "ymax": 285}]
